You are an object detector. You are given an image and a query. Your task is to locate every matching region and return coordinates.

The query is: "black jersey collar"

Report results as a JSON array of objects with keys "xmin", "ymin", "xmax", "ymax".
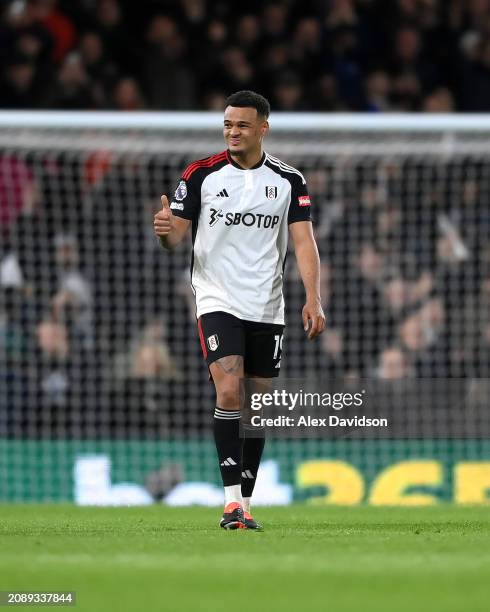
[{"xmin": 227, "ymin": 150, "xmax": 266, "ymax": 170}]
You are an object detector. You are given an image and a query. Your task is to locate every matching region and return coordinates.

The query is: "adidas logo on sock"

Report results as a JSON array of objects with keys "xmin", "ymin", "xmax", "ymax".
[
  {"xmin": 241, "ymin": 469, "xmax": 254, "ymax": 479},
  {"xmin": 216, "ymin": 189, "xmax": 229, "ymax": 198},
  {"xmin": 220, "ymin": 457, "xmax": 237, "ymax": 466}
]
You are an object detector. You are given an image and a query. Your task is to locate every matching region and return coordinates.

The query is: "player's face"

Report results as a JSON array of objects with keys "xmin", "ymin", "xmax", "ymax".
[{"xmin": 223, "ymin": 106, "xmax": 268, "ymax": 156}]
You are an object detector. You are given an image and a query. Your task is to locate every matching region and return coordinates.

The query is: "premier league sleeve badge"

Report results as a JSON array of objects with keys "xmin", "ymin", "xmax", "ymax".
[{"xmin": 174, "ymin": 180, "xmax": 188, "ymax": 201}]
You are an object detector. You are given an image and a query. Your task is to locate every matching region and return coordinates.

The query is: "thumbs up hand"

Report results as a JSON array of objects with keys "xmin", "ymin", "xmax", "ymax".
[{"xmin": 154, "ymin": 195, "xmax": 173, "ymax": 236}]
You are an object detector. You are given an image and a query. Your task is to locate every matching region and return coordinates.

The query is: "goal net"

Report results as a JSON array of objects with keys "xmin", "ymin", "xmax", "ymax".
[{"xmin": 0, "ymin": 112, "xmax": 489, "ymax": 505}]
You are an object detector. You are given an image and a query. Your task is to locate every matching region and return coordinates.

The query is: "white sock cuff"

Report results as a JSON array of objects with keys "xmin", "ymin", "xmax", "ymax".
[{"xmin": 214, "ymin": 408, "xmax": 241, "ymax": 420}]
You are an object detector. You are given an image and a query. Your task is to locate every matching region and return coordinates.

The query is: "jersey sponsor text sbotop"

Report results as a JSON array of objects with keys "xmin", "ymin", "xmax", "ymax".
[{"xmin": 209, "ymin": 209, "xmax": 280, "ymax": 229}]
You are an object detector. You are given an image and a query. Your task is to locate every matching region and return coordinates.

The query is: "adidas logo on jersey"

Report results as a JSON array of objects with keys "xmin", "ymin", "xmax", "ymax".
[{"xmin": 216, "ymin": 189, "xmax": 229, "ymax": 198}]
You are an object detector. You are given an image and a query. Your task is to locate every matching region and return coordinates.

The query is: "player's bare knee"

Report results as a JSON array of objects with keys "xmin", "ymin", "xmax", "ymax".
[
  {"xmin": 216, "ymin": 390, "xmax": 240, "ymax": 410},
  {"xmin": 216, "ymin": 381, "xmax": 240, "ymax": 410}
]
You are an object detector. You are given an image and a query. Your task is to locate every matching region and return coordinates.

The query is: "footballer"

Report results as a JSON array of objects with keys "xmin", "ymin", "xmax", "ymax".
[{"xmin": 154, "ymin": 90, "xmax": 325, "ymax": 529}]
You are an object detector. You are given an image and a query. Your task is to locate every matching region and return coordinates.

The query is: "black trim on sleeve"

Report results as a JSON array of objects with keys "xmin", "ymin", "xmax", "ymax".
[
  {"xmin": 170, "ymin": 154, "xmax": 229, "ymax": 222},
  {"xmin": 287, "ymin": 172, "xmax": 312, "ymax": 224},
  {"xmin": 264, "ymin": 156, "xmax": 312, "ymax": 225}
]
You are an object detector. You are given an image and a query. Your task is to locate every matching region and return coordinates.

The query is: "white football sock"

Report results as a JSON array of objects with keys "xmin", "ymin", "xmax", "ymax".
[
  {"xmin": 224, "ymin": 484, "xmax": 242, "ymax": 506},
  {"xmin": 242, "ymin": 497, "xmax": 251, "ymax": 513}
]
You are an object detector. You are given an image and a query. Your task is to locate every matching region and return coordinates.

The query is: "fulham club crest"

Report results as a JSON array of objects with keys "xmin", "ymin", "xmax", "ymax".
[
  {"xmin": 207, "ymin": 334, "xmax": 219, "ymax": 351},
  {"xmin": 265, "ymin": 186, "xmax": 278, "ymax": 199}
]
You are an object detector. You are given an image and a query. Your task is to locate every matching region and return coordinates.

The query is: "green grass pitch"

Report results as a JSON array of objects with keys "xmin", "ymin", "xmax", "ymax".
[{"xmin": 1, "ymin": 505, "xmax": 488, "ymax": 612}]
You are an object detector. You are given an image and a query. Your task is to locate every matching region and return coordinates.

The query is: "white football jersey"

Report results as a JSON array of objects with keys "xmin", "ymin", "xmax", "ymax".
[{"xmin": 170, "ymin": 150, "xmax": 311, "ymax": 325}]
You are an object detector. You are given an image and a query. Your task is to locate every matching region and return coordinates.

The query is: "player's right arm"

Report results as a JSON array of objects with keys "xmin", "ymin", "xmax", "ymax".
[{"xmin": 154, "ymin": 195, "xmax": 191, "ymax": 250}]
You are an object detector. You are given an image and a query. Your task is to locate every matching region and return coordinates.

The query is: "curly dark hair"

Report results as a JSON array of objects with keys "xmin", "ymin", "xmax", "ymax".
[{"xmin": 224, "ymin": 90, "xmax": 271, "ymax": 119}]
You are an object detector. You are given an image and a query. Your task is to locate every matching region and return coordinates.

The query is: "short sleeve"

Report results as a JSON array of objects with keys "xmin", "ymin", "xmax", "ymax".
[
  {"xmin": 288, "ymin": 173, "xmax": 312, "ymax": 224},
  {"xmin": 169, "ymin": 173, "xmax": 201, "ymax": 221}
]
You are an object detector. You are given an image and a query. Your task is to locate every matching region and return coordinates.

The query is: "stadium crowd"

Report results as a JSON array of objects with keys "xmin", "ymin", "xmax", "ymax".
[
  {"xmin": 1, "ymin": 0, "xmax": 490, "ymax": 437},
  {"xmin": 1, "ymin": 148, "xmax": 490, "ymax": 438},
  {"xmin": 2, "ymin": 0, "xmax": 490, "ymax": 112}
]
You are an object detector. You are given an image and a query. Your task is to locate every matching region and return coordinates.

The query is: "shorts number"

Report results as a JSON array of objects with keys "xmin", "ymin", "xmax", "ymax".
[{"xmin": 273, "ymin": 334, "xmax": 283, "ymax": 359}]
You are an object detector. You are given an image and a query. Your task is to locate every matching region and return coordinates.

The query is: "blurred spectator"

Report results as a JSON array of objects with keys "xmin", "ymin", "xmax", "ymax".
[
  {"xmin": 423, "ymin": 87, "xmax": 455, "ymax": 112},
  {"xmin": 35, "ymin": 303, "xmax": 70, "ymax": 407},
  {"xmin": 327, "ymin": 241, "xmax": 389, "ymax": 374},
  {"xmin": 0, "ymin": 253, "xmax": 23, "ymax": 289},
  {"xmin": 319, "ymin": 328, "xmax": 346, "ymax": 377},
  {"xmin": 0, "ymin": 53, "xmax": 38, "ymax": 108},
  {"xmin": 391, "ymin": 71, "xmax": 422, "ymax": 111},
  {"xmin": 1, "ymin": 0, "xmax": 490, "ymax": 111},
  {"xmin": 382, "ymin": 276, "xmax": 408, "ymax": 318},
  {"xmin": 410, "ymin": 271, "xmax": 435, "ymax": 303},
  {"xmin": 325, "ymin": 0, "xmax": 358, "ymax": 29},
  {"xmin": 0, "ymin": 0, "xmax": 54, "ymax": 84},
  {"xmin": 236, "ymin": 15, "xmax": 262, "ymax": 62},
  {"xmin": 0, "ymin": 154, "xmax": 38, "ymax": 234},
  {"xmin": 43, "ymin": 51, "xmax": 96, "ymax": 109},
  {"xmin": 261, "ymin": 3, "xmax": 289, "ymax": 42},
  {"xmin": 141, "ymin": 15, "xmax": 195, "ymax": 109},
  {"xmin": 364, "ymin": 70, "xmax": 392, "ymax": 112},
  {"xmin": 198, "ymin": 18, "xmax": 228, "ymax": 84},
  {"xmin": 312, "ymin": 73, "xmax": 343, "ymax": 111},
  {"xmin": 36, "ymin": 307, "xmax": 69, "ymax": 361},
  {"xmin": 397, "ymin": 297, "xmax": 451, "ymax": 376},
  {"xmin": 202, "ymin": 90, "xmax": 227, "ymax": 111},
  {"xmin": 78, "ymin": 31, "xmax": 118, "ymax": 107},
  {"xmin": 330, "ymin": 25, "xmax": 364, "ymax": 108},
  {"xmin": 259, "ymin": 42, "xmax": 290, "ymax": 96},
  {"xmin": 133, "ymin": 319, "xmax": 180, "ymax": 380},
  {"xmin": 112, "ymin": 318, "xmax": 181, "ymax": 381},
  {"xmin": 273, "ymin": 72, "xmax": 306, "ymax": 111},
  {"xmin": 35, "ymin": 0, "xmax": 76, "ymax": 63},
  {"xmin": 52, "ymin": 233, "xmax": 94, "ymax": 351},
  {"xmin": 111, "ymin": 76, "xmax": 145, "ymax": 111},
  {"xmin": 180, "ymin": 0, "xmax": 206, "ymax": 28},
  {"xmin": 0, "ymin": 285, "xmax": 31, "ymax": 369},
  {"xmin": 377, "ymin": 346, "xmax": 413, "ymax": 379},
  {"xmin": 94, "ymin": 0, "xmax": 134, "ymax": 74},
  {"xmin": 357, "ymin": 243, "xmax": 384, "ymax": 283},
  {"xmin": 219, "ymin": 47, "xmax": 255, "ymax": 94},
  {"xmin": 291, "ymin": 17, "xmax": 324, "ymax": 81}
]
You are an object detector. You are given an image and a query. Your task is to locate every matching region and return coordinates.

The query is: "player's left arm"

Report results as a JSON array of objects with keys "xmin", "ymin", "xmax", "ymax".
[{"xmin": 289, "ymin": 221, "xmax": 326, "ymax": 340}]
